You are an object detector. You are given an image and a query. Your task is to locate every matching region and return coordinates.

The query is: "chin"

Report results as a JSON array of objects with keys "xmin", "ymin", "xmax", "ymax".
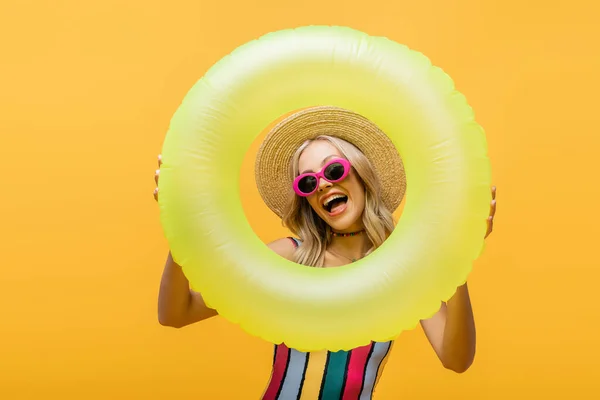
[
  {"xmin": 324, "ymin": 212, "xmax": 362, "ymax": 232},
  {"xmin": 333, "ymin": 220, "xmax": 362, "ymax": 232}
]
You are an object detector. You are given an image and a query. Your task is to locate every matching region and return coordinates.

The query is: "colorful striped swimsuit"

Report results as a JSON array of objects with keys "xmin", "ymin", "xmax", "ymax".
[{"xmin": 262, "ymin": 238, "xmax": 394, "ymax": 400}]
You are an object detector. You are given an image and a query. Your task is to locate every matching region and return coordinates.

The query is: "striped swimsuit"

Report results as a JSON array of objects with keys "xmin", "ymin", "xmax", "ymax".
[{"xmin": 262, "ymin": 238, "xmax": 394, "ymax": 400}]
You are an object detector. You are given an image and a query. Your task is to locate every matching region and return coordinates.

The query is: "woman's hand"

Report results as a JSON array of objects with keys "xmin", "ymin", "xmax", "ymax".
[
  {"xmin": 485, "ymin": 186, "xmax": 497, "ymax": 239},
  {"xmin": 153, "ymin": 155, "xmax": 161, "ymax": 201}
]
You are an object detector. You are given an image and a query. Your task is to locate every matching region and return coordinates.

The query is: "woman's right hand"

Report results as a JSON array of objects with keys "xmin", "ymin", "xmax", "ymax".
[{"xmin": 153, "ymin": 154, "xmax": 161, "ymax": 202}]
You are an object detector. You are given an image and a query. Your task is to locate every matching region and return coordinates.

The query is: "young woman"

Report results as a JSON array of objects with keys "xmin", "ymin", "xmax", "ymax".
[{"xmin": 155, "ymin": 107, "xmax": 497, "ymax": 399}]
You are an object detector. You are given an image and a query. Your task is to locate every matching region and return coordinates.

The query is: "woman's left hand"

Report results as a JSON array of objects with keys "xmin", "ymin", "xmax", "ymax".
[{"xmin": 485, "ymin": 186, "xmax": 497, "ymax": 239}]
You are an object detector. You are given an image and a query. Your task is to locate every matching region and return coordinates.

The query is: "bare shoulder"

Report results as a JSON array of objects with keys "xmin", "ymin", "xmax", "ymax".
[{"xmin": 267, "ymin": 237, "xmax": 298, "ymax": 261}]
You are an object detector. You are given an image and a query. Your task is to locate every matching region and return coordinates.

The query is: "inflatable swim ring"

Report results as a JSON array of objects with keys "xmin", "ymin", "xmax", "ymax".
[{"xmin": 158, "ymin": 25, "xmax": 491, "ymax": 352}]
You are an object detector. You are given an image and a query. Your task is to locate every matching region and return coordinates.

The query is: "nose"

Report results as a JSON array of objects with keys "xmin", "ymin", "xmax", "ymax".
[{"xmin": 317, "ymin": 177, "xmax": 332, "ymax": 192}]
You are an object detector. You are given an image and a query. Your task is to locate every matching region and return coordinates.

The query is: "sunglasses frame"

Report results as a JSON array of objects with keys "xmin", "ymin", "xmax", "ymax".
[{"xmin": 292, "ymin": 158, "xmax": 351, "ymax": 197}]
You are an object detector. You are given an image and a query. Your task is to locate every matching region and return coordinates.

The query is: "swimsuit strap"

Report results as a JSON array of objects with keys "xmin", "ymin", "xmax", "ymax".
[{"xmin": 287, "ymin": 237, "xmax": 301, "ymax": 248}]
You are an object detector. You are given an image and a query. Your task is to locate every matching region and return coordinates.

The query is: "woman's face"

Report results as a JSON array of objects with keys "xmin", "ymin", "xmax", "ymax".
[{"xmin": 297, "ymin": 140, "xmax": 366, "ymax": 232}]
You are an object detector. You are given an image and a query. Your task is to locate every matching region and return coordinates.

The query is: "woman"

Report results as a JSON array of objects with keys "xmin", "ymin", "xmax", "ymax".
[{"xmin": 155, "ymin": 107, "xmax": 497, "ymax": 399}]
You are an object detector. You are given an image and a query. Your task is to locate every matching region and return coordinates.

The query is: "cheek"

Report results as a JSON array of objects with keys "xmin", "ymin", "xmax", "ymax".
[
  {"xmin": 307, "ymin": 195, "xmax": 321, "ymax": 211},
  {"xmin": 352, "ymin": 190, "xmax": 365, "ymax": 209},
  {"xmin": 346, "ymin": 176, "xmax": 364, "ymax": 198}
]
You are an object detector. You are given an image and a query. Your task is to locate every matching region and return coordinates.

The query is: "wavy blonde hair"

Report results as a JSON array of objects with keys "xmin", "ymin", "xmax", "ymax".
[{"xmin": 281, "ymin": 135, "xmax": 395, "ymax": 267}]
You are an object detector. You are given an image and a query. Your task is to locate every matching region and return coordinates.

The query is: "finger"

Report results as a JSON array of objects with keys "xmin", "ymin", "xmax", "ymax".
[
  {"xmin": 158, "ymin": 154, "xmax": 162, "ymax": 168},
  {"xmin": 491, "ymin": 186, "xmax": 496, "ymax": 200},
  {"xmin": 155, "ymin": 169, "xmax": 160, "ymax": 185},
  {"xmin": 485, "ymin": 216, "xmax": 493, "ymax": 238},
  {"xmin": 489, "ymin": 199, "xmax": 496, "ymax": 217},
  {"xmin": 153, "ymin": 187, "xmax": 159, "ymax": 201}
]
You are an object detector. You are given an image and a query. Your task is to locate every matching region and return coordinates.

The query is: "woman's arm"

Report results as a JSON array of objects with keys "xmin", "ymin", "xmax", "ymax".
[
  {"xmin": 157, "ymin": 238, "xmax": 296, "ymax": 328},
  {"xmin": 154, "ymin": 156, "xmax": 217, "ymax": 328},
  {"xmin": 420, "ymin": 186, "xmax": 496, "ymax": 372},
  {"xmin": 420, "ymin": 284, "xmax": 476, "ymax": 373},
  {"xmin": 157, "ymin": 252, "xmax": 218, "ymax": 328}
]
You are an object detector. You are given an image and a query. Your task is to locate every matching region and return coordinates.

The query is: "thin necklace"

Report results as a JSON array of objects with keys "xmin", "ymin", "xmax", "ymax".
[
  {"xmin": 331, "ymin": 229, "xmax": 365, "ymax": 237},
  {"xmin": 327, "ymin": 248, "xmax": 363, "ymax": 263}
]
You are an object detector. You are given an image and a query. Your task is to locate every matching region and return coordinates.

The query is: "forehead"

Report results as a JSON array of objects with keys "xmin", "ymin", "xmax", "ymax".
[{"xmin": 298, "ymin": 140, "xmax": 342, "ymax": 172}]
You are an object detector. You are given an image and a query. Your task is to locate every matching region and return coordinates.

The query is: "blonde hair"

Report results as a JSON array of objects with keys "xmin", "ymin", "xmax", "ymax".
[{"xmin": 281, "ymin": 135, "xmax": 395, "ymax": 267}]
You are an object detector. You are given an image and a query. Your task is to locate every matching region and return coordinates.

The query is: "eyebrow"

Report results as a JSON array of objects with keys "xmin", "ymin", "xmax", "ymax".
[{"xmin": 300, "ymin": 155, "xmax": 338, "ymax": 174}]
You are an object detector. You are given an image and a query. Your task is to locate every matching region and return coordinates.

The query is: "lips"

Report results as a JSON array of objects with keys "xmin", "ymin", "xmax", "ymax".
[
  {"xmin": 320, "ymin": 191, "xmax": 346, "ymax": 207},
  {"xmin": 320, "ymin": 191, "xmax": 349, "ymax": 215}
]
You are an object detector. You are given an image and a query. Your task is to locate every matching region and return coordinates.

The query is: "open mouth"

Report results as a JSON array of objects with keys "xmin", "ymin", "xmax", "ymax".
[{"xmin": 322, "ymin": 193, "xmax": 348, "ymax": 213}]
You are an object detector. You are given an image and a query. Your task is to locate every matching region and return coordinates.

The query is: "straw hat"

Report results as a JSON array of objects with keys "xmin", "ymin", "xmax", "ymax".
[{"xmin": 255, "ymin": 106, "xmax": 406, "ymax": 218}]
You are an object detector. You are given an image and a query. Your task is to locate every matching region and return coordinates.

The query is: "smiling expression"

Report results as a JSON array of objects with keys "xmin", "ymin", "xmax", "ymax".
[{"xmin": 296, "ymin": 140, "xmax": 366, "ymax": 232}]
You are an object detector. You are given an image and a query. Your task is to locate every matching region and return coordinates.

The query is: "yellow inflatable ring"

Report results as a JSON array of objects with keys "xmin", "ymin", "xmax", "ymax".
[{"xmin": 158, "ymin": 25, "xmax": 491, "ymax": 352}]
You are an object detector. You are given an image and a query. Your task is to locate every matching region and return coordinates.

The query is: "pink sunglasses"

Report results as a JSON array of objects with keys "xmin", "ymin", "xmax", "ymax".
[{"xmin": 293, "ymin": 158, "xmax": 351, "ymax": 197}]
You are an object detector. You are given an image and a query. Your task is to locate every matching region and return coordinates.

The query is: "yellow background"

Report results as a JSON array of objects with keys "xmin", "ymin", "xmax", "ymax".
[{"xmin": 2, "ymin": 0, "xmax": 599, "ymax": 398}]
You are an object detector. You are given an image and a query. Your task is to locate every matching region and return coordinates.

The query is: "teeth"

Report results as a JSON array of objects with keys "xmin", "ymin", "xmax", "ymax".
[{"xmin": 323, "ymin": 194, "xmax": 346, "ymax": 207}]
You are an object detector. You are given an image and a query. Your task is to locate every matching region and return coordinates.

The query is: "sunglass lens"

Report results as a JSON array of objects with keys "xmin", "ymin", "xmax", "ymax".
[
  {"xmin": 298, "ymin": 176, "xmax": 317, "ymax": 194},
  {"xmin": 324, "ymin": 162, "xmax": 345, "ymax": 181}
]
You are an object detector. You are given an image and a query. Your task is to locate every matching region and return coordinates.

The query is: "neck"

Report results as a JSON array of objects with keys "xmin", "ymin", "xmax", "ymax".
[{"xmin": 328, "ymin": 229, "xmax": 371, "ymax": 260}]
